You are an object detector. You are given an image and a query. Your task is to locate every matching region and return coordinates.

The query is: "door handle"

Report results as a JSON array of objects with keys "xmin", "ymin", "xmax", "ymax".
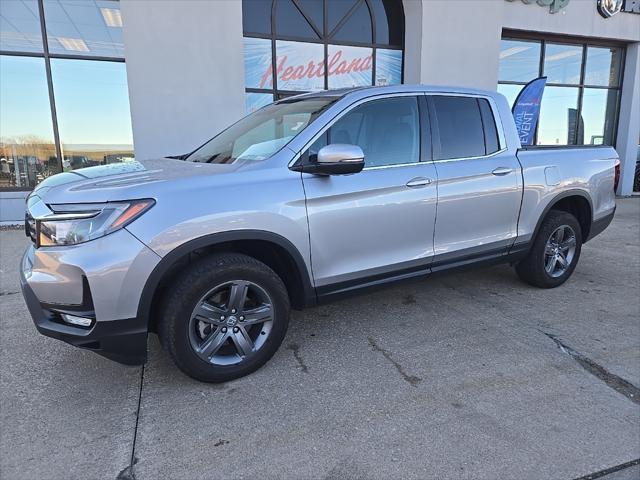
[
  {"xmin": 406, "ymin": 177, "xmax": 433, "ymax": 188},
  {"xmin": 492, "ymin": 167, "xmax": 513, "ymax": 176}
]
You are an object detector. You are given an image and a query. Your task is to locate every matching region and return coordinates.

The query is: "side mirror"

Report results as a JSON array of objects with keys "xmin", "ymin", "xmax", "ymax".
[{"xmin": 301, "ymin": 144, "xmax": 365, "ymax": 175}]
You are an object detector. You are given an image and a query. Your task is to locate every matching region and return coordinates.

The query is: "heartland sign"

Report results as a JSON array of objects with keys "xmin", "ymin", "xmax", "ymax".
[
  {"xmin": 258, "ymin": 49, "xmax": 373, "ymax": 90},
  {"xmin": 244, "ymin": 38, "xmax": 402, "ymax": 92}
]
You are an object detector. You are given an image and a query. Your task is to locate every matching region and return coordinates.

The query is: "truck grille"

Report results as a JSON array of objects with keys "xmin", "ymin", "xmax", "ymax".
[{"xmin": 25, "ymin": 212, "xmax": 36, "ymax": 244}]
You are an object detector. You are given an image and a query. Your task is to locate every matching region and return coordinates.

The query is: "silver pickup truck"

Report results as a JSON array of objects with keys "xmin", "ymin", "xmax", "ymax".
[{"xmin": 20, "ymin": 85, "xmax": 618, "ymax": 382}]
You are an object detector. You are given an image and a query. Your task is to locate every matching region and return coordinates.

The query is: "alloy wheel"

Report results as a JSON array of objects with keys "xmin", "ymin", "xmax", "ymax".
[
  {"xmin": 544, "ymin": 225, "xmax": 577, "ymax": 278},
  {"xmin": 188, "ymin": 280, "xmax": 274, "ymax": 365}
]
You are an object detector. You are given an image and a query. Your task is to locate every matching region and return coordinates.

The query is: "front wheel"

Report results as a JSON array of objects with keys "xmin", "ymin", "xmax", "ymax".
[
  {"xmin": 515, "ymin": 210, "xmax": 582, "ymax": 288},
  {"xmin": 159, "ymin": 253, "xmax": 290, "ymax": 382}
]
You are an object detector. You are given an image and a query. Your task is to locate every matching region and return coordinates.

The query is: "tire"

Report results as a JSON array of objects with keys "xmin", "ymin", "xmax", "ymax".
[
  {"xmin": 515, "ymin": 210, "xmax": 582, "ymax": 288},
  {"xmin": 158, "ymin": 253, "xmax": 290, "ymax": 382}
]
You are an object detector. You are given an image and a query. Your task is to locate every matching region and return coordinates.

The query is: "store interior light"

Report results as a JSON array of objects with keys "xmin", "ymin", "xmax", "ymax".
[
  {"xmin": 57, "ymin": 37, "xmax": 89, "ymax": 52},
  {"xmin": 101, "ymin": 7, "xmax": 123, "ymax": 27}
]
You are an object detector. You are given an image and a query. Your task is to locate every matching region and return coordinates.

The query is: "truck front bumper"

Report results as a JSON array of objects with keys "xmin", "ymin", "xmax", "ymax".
[
  {"xmin": 20, "ymin": 259, "xmax": 147, "ymax": 365},
  {"xmin": 19, "ymin": 228, "xmax": 160, "ymax": 366}
]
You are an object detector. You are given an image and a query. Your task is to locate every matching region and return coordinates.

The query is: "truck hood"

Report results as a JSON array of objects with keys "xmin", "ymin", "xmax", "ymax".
[{"xmin": 31, "ymin": 157, "xmax": 257, "ymax": 204}]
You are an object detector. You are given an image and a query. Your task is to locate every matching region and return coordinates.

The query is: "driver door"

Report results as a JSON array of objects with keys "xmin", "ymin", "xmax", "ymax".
[{"xmin": 300, "ymin": 95, "xmax": 438, "ymax": 294}]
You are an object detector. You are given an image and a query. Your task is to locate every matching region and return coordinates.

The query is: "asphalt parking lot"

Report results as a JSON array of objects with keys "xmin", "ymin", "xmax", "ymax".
[{"xmin": 1, "ymin": 198, "xmax": 639, "ymax": 480}]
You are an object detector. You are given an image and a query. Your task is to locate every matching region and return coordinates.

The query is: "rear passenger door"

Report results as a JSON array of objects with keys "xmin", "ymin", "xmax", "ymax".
[
  {"xmin": 428, "ymin": 95, "xmax": 521, "ymax": 265},
  {"xmin": 301, "ymin": 95, "xmax": 438, "ymax": 291}
]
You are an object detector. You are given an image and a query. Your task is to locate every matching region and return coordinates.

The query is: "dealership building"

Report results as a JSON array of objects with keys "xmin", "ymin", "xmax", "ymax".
[{"xmin": 1, "ymin": 0, "xmax": 638, "ymax": 223}]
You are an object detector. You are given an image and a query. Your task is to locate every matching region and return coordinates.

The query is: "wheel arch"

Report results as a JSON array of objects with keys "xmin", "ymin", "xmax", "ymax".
[
  {"xmin": 138, "ymin": 231, "xmax": 316, "ymax": 333},
  {"xmin": 532, "ymin": 190, "xmax": 593, "ymax": 246}
]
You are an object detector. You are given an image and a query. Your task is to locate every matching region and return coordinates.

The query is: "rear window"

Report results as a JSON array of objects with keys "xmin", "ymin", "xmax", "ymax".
[{"xmin": 432, "ymin": 96, "xmax": 498, "ymax": 160}]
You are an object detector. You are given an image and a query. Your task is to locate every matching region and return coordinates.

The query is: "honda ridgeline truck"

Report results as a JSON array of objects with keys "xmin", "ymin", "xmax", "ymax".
[{"xmin": 20, "ymin": 85, "xmax": 618, "ymax": 382}]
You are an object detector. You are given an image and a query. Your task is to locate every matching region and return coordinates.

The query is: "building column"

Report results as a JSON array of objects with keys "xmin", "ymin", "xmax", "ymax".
[
  {"xmin": 120, "ymin": 0, "xmax": 246, "ymax": 160},
  {"xmin": 616, "ymin": 42, "xmax": 639, "ymax": 196},
  {"xmin": 411, "ymin": 0, "xmax": 504, "ymax": 90}
]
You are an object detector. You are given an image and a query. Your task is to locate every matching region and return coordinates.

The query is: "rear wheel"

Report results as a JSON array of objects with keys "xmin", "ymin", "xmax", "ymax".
[
  {"xmin": 515, "ymin": 210, "xmax": 582, "ymax": 288},
  {"xmin": 159, "ymin": 253, "xmax": 290, "ymax": 382}
]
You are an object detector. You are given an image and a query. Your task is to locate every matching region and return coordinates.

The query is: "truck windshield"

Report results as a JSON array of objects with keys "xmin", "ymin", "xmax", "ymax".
[{"xmin": 186, "ymin": 97, "xmax": 337, "ymax": 164}]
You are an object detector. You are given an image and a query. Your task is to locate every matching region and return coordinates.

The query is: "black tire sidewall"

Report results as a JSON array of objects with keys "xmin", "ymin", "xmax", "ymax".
[
  {"xmin": 160, "ymin": 254, "xmax": 290, "ymax": 382},
  {"xmin": 520, "ymin": 210, "xmax": 583, "ymax": 288}
]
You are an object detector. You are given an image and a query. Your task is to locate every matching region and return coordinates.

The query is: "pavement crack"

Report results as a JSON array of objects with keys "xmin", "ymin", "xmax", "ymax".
[
  {"xmin": 368, "ymin": 336, "xmax": 422, "ymax": 387},
  {"xmin": 541, "ymin": 331, "xmax": 640, "ymax": 405},
  {"xmin": 0, "ymin": 290, "xmax": 19, "ymax": 297},
  {"xmin": 571, "ymin": 458, "xmax": 639, "ymax": 480},
  {"xmin": 287, "ymin": 343, "xmax": 308, "ymax": 373},
  {"xmin": 118, "ymin": 364, "xmax": 145, "ymax": 480}
]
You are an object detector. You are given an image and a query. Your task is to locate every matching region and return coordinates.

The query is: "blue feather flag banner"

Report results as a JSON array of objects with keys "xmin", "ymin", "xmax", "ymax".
[{"xmin": 512, "ymin": 77, "xmax": 547, "ymax": 146}]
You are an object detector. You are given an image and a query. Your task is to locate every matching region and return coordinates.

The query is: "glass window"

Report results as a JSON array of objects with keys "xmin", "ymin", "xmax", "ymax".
[
  {"xmin": 479, "ymin": 99, "xmax": 500, "ymax": 154},
  {"xmin": 375, "ymin": 48, "xmax": 402, "ymax": 86},
  {"xmin": 0, "ymin": 55, "xmax": 59, "ymax": 189},
  {"xmin": 296, "ymin": 0, "xmax": 323, "ymax": 34},
  {"xmin": 499, "ymin": 39, "xmax": 541, "ymax": 82},
  {"xmin": 245, "ymin": 92, "xmax": 274, "ymax": 114},
  {"xmin": 0, "ymin": 0, "xmax": 43, "ymax": 53},
  {"xmin": 327, "ymin": 45, "xmax": 372, "ymax": 88},
  {"xmin": 188, "ymin": 97, "xmax": 337, "ymax": 163},
  {"xmin": 242, "ymin": 0, "xmax": 404, "ymax": 107},
  {"xmin": 370, "ymin": 0, "xmax": 404, "ymax": 46},
  {"xmin": 275, "ymin": 0, "xmax": 318, "ymax": 39},
  {"xmin": 543, "ymin": 43, "xmax": 582, "ymax": 84},
  {"xmin": 584, "ymin": 46, "xmax": 622, "ymax": 87},
  {"xmin": 497, "ymin": 83, "xmax": 521, "ymax": 108},
  {"xmin": 327, "ymin": 0, "xmax": 358, "ymax": 35},
  {"xmin": 43, "ymin": 0, "xmax": 124, "ymax": 58},
  {"xmin": 315, "ymin": 96, "xmax": 419, "ymax": 168},
  {"xmin": 537, "ymin": 86, "xmax": 579, "ymax": 145},
  {"xmin": 50, "ymin": 59, "xmax": 133, "ymax": 170},
  {"xmin": 331, "ymin": 0, "xmax": 372, "ymax": 43},
  {"xmin": 581, "ymin": 88, "xmax": 618, "ymax": 146},
  {"xmin": 432, "ymin": 96, "xmax": 485, "ymax": 160},
  {"xmin": 275, "ymin": 40, "xmax": 325, "ymax": 91},
  {"xmin": 244, "ymin": 37, "xmax": 273, "ymax": 89},
  {"xmin": 498, "ymin": 37, "xmax": 623, "ymax": 147},
  {"xmin": 242, "ymin": 0, "xmax": 272, "ymax": 35}
]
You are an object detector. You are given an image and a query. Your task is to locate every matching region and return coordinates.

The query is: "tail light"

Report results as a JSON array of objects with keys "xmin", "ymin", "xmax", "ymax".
[{"xmin": 614, "ymin": 159, "xmax": 621, "ymax": 192}]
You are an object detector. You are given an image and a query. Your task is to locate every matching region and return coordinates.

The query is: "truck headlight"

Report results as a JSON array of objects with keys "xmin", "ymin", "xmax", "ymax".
[{"xmin": 36, "ymin": 199, "xmax": 155, "ymax": 247}]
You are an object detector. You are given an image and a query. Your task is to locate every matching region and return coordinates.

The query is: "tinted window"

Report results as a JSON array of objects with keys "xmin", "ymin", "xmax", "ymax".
[
  {"xmin": 331, "ymin": 1, "xmax": 372, "ymax": 43},
  {"xmin": 0, "ymin": 55, "xmax": 60, "ymax": 188},
  {"xmin": 242, "ymin": 0, "xmax": 272, "ymax": 34},
  {"xmin": 537, "ymin": 86, "xmax": 579, "ymax": 145},
  {"xmin": 50, "ymin": 59, "xmax": 134, "ymax": 169},
  {"xmin": 543, "ymin": 43, "xmax": 582, "ymax": 85},
  {"xmin": 275, "ymin": 0, "xmax": 319, "ymax": 39},
  {"xmin": 309, "ymin": 96, "xmax": 420, "ymax": 167},
  {"xmin": 0, "ymin": 0, "xmax": 43, "ymax": 53},
  {"xmin": 584, "ymin": 46, "xmax": 622, "ymax": 87},
  {"xmin": 43, "ymin": 0, "xmax": 124, "ymax": 58},
  {"xmin": 499, "ymin": 39, "xmax": 541, "ymax": 82},
  {"xmin": 432, "ymin": 96, "xmax": 485, "ymax": 160},
  {"xmin": 478, "ymin": 99, "xmax": 500, "ymax": 154}
]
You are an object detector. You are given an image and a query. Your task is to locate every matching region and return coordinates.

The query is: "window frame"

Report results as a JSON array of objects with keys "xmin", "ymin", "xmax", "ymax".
[
  {"xmin": 291, "ymin": 92, "xmax": 428, "ymax": 171},
  {"xmin": 243, "ymin": 0, "xmax": 405, "ymax": 106},
  {"xmin": 0, "ymin": 0, "xmax": 126, "ymax": 192},
  {"xmin": 498, "ymin": 30, "xmax": 625, "ymax": 148}
]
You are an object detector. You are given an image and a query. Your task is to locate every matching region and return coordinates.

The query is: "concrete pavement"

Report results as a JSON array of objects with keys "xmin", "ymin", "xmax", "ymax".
[{"xmin": 1, "ymin": 198, "xmax": 639, "ymax": 479}]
